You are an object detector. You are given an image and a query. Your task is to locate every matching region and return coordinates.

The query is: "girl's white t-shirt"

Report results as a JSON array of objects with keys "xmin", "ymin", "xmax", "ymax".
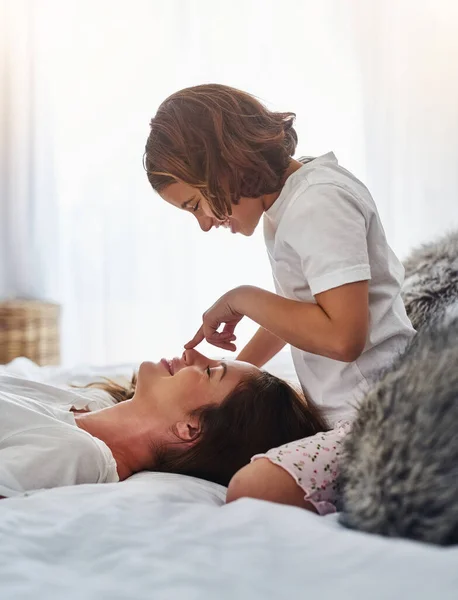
[
  {"xmin": 264, "ymin": 152, "xmax": 415, "ymax": 426},
  {"xmin": 0, "ymin": 376, "xmax": 119, "ymax": 498}
]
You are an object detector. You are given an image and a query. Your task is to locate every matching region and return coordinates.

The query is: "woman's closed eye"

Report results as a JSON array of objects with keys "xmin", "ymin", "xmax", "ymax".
[
  {"xmin": 192, "ymin": 201, "xmax": 200, "ymax": 213},
  {"xmin": 205, "ymin": 362, "xmax": 227, "ymax": 381}
]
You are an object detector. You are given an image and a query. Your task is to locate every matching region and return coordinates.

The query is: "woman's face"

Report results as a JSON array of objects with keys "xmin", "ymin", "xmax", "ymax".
[
  {"xmin": 133, "ymin": 349, "xmax": 258, "ymax": 434},
  {"xmin": 159, "ymin": 182, "xmax": 263, "ymax": 236}
]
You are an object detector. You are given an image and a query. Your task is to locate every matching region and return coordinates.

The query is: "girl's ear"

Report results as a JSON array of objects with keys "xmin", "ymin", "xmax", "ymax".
[{"xmin": 175, "ymin": 416, "xmax": 201, "ymax": 441}]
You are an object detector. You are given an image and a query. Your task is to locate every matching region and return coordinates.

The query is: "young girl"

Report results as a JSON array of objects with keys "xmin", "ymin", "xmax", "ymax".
[{"xmin": 144, "ymin": 84, "xmax": 415, "ymax": 511}]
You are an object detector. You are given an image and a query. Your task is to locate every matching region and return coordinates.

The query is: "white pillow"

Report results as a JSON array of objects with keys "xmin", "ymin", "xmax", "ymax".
[
  {"xmin": 123, "ymin": 472, "xmax": 227, "ymax": 506},
  {"xmin": 20, "ymin": 471, "xmax": 227, "ymax": 507}
]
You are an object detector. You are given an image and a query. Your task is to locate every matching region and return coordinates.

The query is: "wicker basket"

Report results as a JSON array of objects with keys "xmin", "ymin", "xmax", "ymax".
[{"xmin": 0, "ymin": 300, "xmax": 61, "ymax": 366}]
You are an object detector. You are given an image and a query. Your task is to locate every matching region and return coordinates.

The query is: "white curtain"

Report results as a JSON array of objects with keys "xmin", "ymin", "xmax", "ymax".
[
  {"xmin": 349, "ymin": 0, "xmax": 458, "ymax": 257},
  {"xmin": 0, "ymin": 0, "xmax": 60, "ymax": 302},
  {"xmin": 1, "ymin": 0, "xmax": 458, "ymax": 365}
]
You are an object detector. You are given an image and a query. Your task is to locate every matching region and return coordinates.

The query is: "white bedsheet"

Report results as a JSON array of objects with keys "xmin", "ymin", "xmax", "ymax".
[
  {"xmin": 0, "ymin": 357, "xmax": 457, "ymax": 599},
  {"xmin": 1, "ymin": 475, "xmax": 457, "ymax": 600}
]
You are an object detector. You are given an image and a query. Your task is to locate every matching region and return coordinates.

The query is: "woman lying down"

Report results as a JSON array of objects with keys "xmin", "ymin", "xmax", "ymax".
[{"xmin": 0, "ymin": 350, "xmax": 347, "ymax": 513}]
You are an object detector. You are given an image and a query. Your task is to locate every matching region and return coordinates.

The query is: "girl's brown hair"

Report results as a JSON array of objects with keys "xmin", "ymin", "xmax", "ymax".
[
  {"xmin": 144, "ymin": 84, "xmax": 298, "ymax": 220},
  {"xmin": 90, "ymin": 370, "xmax": 327, "ymax": 488}
]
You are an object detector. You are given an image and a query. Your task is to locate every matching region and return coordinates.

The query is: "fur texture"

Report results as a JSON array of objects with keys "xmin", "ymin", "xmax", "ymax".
[
  {"xmin": 338, "ymin": 312, "xmax": 458, "ymax": 545},
  {"xmin": 339, "ymin": 230, "xmax": 458, "ymax": 545},
  {"xmin": 401, "ymin": 230, "xmax": 458, "ymax": 330}
]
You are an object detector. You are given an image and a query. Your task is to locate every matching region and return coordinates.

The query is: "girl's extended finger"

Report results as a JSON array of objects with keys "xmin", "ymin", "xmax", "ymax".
[{"xmin": 184, "ymin": 326, "xmax": 205, "ymax": 349}]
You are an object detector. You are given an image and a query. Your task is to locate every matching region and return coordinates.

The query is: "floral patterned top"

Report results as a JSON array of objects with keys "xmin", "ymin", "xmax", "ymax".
[{"xmin": 251, "ymin": 420, "xmax": 351, "ymax": 515}]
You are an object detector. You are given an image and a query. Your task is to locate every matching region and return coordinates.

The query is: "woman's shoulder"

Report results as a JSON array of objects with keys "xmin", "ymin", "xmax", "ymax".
[{"xmin": 0, "ymin": 420, "xmax": 114, "ymax": 498}]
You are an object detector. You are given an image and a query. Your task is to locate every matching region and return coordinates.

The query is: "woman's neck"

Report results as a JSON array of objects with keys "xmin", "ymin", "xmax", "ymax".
[{"xmin": 74, "ymin": 401, "xmax": 160, "ymax": 481}]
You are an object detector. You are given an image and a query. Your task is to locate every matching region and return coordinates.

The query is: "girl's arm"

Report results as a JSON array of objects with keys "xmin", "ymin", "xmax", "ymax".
[
  {"xmin": 236, "ymin": 326, "xmax": 286, "ymax": 367},
  {"xmin": 186, "ymin": 281, "xmax": 369, "ymax": 362},
  {"xmin": 234, "ymin": 283, "xmax": 368, "ymax": 361}
]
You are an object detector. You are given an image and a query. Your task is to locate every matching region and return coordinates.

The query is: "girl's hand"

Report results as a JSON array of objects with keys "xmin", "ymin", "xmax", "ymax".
[{"xmin": 185, "ymin": 289, "xmax": 244, "ymax": 351}]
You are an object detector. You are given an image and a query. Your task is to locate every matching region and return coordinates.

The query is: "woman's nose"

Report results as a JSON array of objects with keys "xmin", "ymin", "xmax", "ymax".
[{"xmin": 182, "ymin": 349, "xmax": 206, "ymax": 366}]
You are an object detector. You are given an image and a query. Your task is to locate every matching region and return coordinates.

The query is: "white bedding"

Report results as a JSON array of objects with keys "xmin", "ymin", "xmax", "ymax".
[
  {"xmin": 1, "ymin": 475, "xmax": 457, "ymax": 600},
  {"xmin": 1, "ymin": 357, "xmax": 457, "ymax": 599}
]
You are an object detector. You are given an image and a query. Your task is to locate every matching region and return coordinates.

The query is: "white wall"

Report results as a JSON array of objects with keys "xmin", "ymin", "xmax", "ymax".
[
  {"xmin": 2, "ymin": 0, "xmax": 458, "ymax": 364},
  {"xmin": 36, "ymin": 0, "xmax": 364, "ymax": 363}
]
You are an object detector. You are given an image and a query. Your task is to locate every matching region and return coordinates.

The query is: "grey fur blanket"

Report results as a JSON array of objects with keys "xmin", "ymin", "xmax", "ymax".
[
  {"xmin": 339, "ymin": 230, "xmax": 458, "ymax": 546},
  {"xmin": 401, "ymin": 230, "xmax": 458, "ymax": 330}
]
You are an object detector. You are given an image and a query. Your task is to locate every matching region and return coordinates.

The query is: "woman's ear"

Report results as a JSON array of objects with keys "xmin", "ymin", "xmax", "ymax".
[{"xmin": 175, "ymin": 416, "xmax": 201, "ymax": 442}]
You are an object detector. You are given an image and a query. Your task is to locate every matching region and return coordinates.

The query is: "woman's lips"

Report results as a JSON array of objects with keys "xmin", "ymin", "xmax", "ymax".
[{"xmin": 160, "ymin": 358, "xmax": 173, "ymax": 375}]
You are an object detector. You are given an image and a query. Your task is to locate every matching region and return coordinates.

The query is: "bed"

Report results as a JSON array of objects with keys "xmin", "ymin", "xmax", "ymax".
[{"xmin": 1, "ymin": 355, "xmax": 457, "ymax": 599}]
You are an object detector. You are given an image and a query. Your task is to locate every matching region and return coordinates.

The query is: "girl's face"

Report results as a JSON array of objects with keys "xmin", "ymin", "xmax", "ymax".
[
  {"xmin": 133, "ymin": 349, "xmax": 258, "ymax": 438},
  {"xmin": 160, "ymin": 182, "xmax": 264, "ymax": 236}
]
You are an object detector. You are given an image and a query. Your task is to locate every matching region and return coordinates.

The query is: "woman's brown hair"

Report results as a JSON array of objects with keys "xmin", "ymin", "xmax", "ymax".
[
  {"xmin": 144, "ymin": 84, "xmax": 298, "ymax": 220},
  {"xmin": 154, "ymin": 371, "xmax": 328, "ymax": 487},
  {"xmin": 77, "ymin": 373, "xmax": 137, "ymax": 404}
]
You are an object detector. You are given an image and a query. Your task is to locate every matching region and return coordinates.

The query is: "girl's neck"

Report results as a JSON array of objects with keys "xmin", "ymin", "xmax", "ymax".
[{"xmin": 261, "ymin": 158, "xmax": 305, "ymax": 212}]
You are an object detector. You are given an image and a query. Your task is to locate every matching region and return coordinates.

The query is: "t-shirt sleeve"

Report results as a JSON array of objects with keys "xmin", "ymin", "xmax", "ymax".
[
  {"xmin": 251, "ymin": 420, "xmax": 352, "ymax": 516},
  {"xmin": 285, "ymin": 184, "xmax": 371, "ymax": 296},
  {"xmin": 0, "ymin": 428, "xmax": 106, "ymax": 498}
]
